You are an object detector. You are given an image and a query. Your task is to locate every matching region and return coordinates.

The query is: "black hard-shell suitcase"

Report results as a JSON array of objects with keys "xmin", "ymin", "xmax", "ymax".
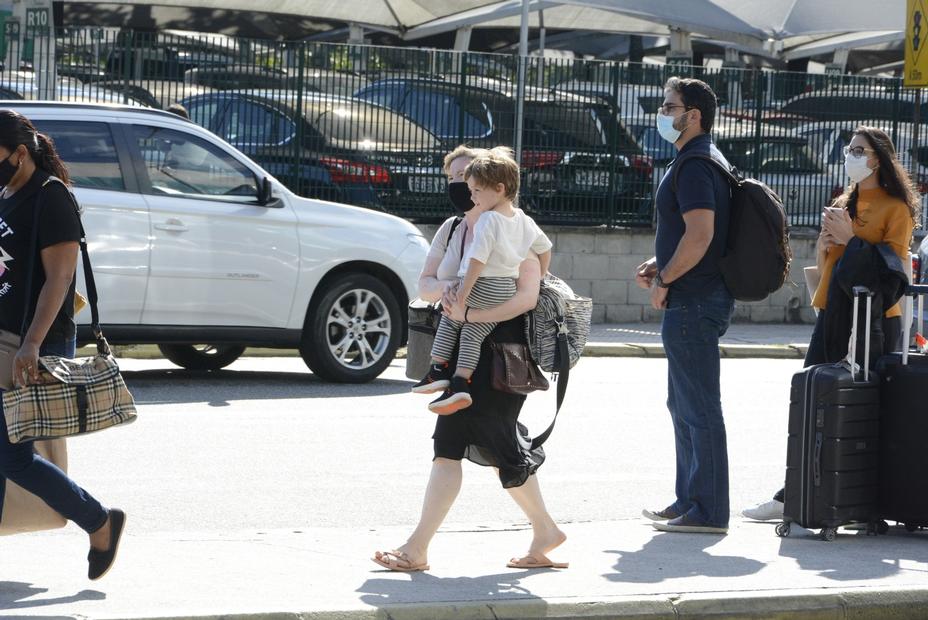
[
  {"xmin": 874, "ymin": 284, "xmax": 928, "ymax": 532},
  {"xmin": 779, "ymin": 287, "xmax": 881, "ymax": 541}
]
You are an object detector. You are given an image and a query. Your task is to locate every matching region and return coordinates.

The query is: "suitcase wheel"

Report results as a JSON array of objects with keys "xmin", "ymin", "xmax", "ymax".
[
  {"xmin": 820, "ymin": 527, "xmax": 837, "ymax": 542},
  {"xmin": 775, "ymin": 522, "xmax": 790, "ymax": 538}
]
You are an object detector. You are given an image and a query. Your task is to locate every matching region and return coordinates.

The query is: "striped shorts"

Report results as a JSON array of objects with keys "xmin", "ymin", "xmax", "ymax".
[{"xmin": 431, "ymin": 276, "xmax": 518, "ymax": 371}]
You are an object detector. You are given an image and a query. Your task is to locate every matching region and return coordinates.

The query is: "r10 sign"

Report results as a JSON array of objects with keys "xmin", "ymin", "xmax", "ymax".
[{"xmin": 25, "ymin": 8, "xmax": 50, "ymax": 35}]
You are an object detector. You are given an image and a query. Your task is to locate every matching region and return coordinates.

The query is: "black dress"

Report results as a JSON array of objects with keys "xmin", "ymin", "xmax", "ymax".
[{"xmin": 432, "ymin": 314, "xmax": 545, "ymax": 488}]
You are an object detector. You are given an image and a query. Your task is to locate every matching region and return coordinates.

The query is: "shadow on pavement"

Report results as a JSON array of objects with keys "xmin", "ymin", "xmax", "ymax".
[
  {"xmin": 0, "ymin": 581, "xmax": 105, "ymax": 613},
  {"xmin": 122, "ymin": 369, "xmax": 412, "ymax": 404},
  {"xmin": 356, "ymin": 569, "xmax": 545, "ymax": 607},
  {"xmin": 777, "ymin": 526, "xmax": 928, "ymax": 581},
  {"xmin": 603, "ymin": 532, "xmax": 764, "ymax": 583}
]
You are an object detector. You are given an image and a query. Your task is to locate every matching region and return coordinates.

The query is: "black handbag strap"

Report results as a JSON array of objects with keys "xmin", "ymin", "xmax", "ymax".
[
  {"xmin": 530, "ymin": 322, "xmax": 569, "ymax": 450},
  {"xmin": 445, "ymin": 216, "xmax": 463, "ymax": 253},
  {"xmin": 18, "ymin": 188, "xmax": 44, "ymax": 337},
  {"xmin": 22, "ymin": 177, "xmax": 108, "ymax": 355}
]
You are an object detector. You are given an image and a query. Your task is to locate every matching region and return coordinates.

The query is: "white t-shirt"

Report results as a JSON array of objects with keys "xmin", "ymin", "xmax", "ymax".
[{"xmin": 460, "ymin": 209, "xmax": 552, "ymax": 278}]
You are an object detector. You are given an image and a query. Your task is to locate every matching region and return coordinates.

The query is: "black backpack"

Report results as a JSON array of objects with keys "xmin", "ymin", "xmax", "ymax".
[{"xmin": 672, "ymin": 153, "xmax": 792, "ymax": 302}]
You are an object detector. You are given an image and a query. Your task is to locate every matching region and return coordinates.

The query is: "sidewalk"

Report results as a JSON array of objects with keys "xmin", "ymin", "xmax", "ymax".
[
  {"xmin": 4, "ymin": 519, "xmax": 926, "ymax": 620},
  {"xmin": 104, "ymin": 323, "xmax": 815, "ymax": 361},
  {"xmin": 584, "ymin": 323, "xmax": 813, "ymax": 359}
]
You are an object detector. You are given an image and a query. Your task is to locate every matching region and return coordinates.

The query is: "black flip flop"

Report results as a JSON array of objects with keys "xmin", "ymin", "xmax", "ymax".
[{"xmin": 88, "ymin": 508, "xmax": 126, "ymax": 581}]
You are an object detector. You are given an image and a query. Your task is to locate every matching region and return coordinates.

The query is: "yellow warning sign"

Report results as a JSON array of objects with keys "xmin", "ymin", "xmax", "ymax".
[{"xmin": 906, "ymin": 0, "xmax": 928, "ymax": 87}]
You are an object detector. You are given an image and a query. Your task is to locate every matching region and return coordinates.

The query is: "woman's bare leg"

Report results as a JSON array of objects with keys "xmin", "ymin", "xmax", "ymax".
[
  {"xmin": 506, "ymin": 473, "xmax": 567, "ymax": 563},
  {"xmin": 374, "ymin": 457, "xmax": 462, "ymax": 567}
]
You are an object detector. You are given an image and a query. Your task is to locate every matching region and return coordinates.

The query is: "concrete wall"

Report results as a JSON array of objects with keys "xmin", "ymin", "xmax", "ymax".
[{"xmin": 415, "ymin": 223, "xmax": 820, "ymax": 324}]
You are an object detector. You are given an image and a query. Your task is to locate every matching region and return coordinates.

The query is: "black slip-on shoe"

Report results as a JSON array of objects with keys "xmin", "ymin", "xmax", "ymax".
[
  {"xmin": 88, "ymin": 508, "xmax": 126, "ymax": 581},
  {"xmin": 642, "ymin": 506, "xmax": 683, "ymax": 522},
  {"xmin": 652, "ymin": 514, "xmax": 728, "ymax": 534}
]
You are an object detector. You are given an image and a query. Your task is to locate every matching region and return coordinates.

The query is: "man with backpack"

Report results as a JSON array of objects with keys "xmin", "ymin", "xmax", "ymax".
[{"xmin": 635, "ymin": 77, "xmax": 734, "ymax": 535}]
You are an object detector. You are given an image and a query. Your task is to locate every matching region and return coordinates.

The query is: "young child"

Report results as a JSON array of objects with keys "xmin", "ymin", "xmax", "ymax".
[{"xmin": 412, "ymin": 147, "xmax": 552, "ymax": 414}]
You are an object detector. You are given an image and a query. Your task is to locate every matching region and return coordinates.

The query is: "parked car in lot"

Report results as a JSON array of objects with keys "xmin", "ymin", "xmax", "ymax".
[
  {"xmin": 796, "ymin": 121, "xmax": 928, "ymax": 224},
  {"xmin": 714, "ymin": 126, "xmax": 836, "ymax": 226},
  {"xmin": 184, "ymin": 65, "xmax": 369, "ymax": 97},
  {"xmin": 15, "ymin": 101, "xmax": 427, "ymax": 382},
  {"xmin": 355, "ymin": 76, "xmax": 654, "ymax": 223},
  {"xmin": 180, "ymin": 90, "xmax": 447, "ymax": 215},
  {"xmin": 0, "ymin": 71, "xmax": 133, "ymax": 105},
  {"xmin": 780, "ymin": 87, "xmax": 928, "ymax": 123}
]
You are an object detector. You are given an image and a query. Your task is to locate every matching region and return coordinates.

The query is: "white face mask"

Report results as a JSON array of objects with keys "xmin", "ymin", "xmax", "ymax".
[
  {"xmin": 656, "ymin": 113, "xmax": 682, "ymax": 144},
  {"xmin": 844, "ymin": 153, "xmax": 874, "ymax": 184}
]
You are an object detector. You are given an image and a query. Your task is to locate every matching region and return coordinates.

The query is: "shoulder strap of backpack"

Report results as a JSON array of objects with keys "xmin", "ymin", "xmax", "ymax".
[
  {"xmin": 671, "ymin": 152, "xmax": 740, "ymax": 193},
  {"xmin": 530, "ymin": 321, "xmax": 569, "ymax": 450},
  {"xmin": 444, "ymin": 216, "xmax": 463, "ymax": 253}
]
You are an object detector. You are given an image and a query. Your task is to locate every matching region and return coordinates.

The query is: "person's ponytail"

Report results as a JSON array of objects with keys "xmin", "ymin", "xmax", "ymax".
[
  {"xmin": 33, "ymin": 133, "xmax": 70, "ymax": 185},
  {"xmin": 0, "ymin": 109, "xmax": 71, "ymax": 186}
]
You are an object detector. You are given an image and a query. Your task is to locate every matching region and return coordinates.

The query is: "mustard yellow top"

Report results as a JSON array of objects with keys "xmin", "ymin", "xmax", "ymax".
[{"xmin": 812, "ymin": 187, "xmax": 914, "ymax": 317}]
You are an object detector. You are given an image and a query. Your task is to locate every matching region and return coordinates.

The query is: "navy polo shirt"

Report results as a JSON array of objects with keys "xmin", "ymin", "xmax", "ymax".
[{"xmin": 654, "ymin": 133, "xmax": 732, "ymax": 296}]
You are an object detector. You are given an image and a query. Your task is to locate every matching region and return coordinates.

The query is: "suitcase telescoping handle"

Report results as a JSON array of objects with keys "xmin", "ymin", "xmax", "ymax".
[
  {"xmin": 850, "ymin": 286, "xmax": 873, "ymax": 382},
  {"xmin": 901, "ymin": 284, "xmax": 928, "ymax": 365}
]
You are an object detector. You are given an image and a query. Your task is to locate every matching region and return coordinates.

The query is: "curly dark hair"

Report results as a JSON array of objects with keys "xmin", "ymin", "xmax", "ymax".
[{"xmin": 0, "ymin": 109, "xmax": 70, "ymax": 184}]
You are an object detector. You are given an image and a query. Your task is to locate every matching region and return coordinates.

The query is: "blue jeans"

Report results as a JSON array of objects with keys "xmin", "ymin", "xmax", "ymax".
[
  {"xmin": 661, "ymin": 284, "xmax": 734, "ymax": 527},
  {"xmin": 0, "ymin": 339, "xmax": 108, "ymax": 533}
]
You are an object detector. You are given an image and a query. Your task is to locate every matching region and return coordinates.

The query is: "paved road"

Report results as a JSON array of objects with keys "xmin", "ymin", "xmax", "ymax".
[
  {"xmin": 7, "ymin": 356, "xmax": 928, "ymax": 620},
  {"xmin": 63, "ymin": 355, "xmax": 800, "ymax": 535}
]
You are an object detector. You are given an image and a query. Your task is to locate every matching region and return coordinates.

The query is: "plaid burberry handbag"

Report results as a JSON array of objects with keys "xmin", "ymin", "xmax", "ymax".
[{"xmin": 2, "ymin": 179, "xmax": 137, "ymax": 444}]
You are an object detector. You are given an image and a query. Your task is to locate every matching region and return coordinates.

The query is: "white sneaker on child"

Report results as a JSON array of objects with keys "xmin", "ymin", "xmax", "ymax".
[{"xmin": 742, "ymin": 499, "xmax": 784, "ymax": 521}]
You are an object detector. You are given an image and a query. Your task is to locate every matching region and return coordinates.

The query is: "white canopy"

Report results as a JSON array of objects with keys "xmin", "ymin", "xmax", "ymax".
[{"xmin": 65, "ymin": 0, "xmax": 907, "ymax": 63}]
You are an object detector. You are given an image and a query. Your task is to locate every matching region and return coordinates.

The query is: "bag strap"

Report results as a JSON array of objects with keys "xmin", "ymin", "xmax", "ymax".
[
  {"xmin": 445, "ymin": 216, "xmax": 463, "ymax": 253},
  {"xmin": 25, "ymin": 178, "xmax": 109, "ymax": 355},
  {"xmin": 530, "ymin": 318, "xmax": 569, "ymax": 450},
  {"xmin": 19, "ymin": 187, "xmax": 44, "ymax": 337},
  {"xmin": 670, "ymin": 152, "xmax": 739, "ymax": 193}
]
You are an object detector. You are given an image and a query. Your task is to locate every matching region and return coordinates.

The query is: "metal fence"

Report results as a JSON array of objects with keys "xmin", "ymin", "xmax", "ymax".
[{"xmin": 1, "ymin": 26, "xmax": 926, "ymax": 228}]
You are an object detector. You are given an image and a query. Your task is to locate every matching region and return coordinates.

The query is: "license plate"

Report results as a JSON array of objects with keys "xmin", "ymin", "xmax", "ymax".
[
  {"xmin": 408, "ymin": 175, "xmax": 444, "ymax": 194},
  {"xmin": 574, "ymin": 170, "xmax": 611, "ymax": 188}
]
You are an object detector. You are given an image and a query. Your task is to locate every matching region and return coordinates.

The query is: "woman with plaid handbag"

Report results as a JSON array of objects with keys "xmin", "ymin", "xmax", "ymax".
[{"xmin": 0, "ymin": 110, "xmax": 125, "ymax": 580}]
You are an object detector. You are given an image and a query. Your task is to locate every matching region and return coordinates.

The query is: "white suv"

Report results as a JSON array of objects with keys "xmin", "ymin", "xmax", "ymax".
[{"xmin": 12, "ymin": 102, "xmax": 428, "ymax": 383}]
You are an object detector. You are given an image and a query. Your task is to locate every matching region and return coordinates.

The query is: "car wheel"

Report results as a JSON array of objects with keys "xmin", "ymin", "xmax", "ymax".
[
  {"xmin": 300, "ymin": 273, "xmax": 401, "ymax": 383},
  {"xmin": 158, "ymin": 344, "xmax": 246, "ymax": 370}
]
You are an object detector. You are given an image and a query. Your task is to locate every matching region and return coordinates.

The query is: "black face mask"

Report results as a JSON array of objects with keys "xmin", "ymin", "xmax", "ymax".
[
  {"xmin": 447, "ymin": 181, "xmax": 474, "ymax": 213},
  {"xmin": 0, "ymin": 153, "xmax": 16, "ymax": 188}
]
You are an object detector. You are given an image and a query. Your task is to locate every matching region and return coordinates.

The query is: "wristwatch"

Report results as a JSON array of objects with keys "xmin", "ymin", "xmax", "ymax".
[{"xmin": 655, "ymin": 273, "xmax": 671, "ymax": 289}]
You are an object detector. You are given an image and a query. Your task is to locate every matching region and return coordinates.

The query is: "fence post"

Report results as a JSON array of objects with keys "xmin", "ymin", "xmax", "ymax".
[
  {"xmin": 121, "ymin": 30, "xmax": 133, "ymax": 106},
  {"xmin": 292, "ymin": 41, "xmax": 305, "ymax": 196},
  {"xmin": 891, "ymin": 78, "xmax": 901, "ymax": 146},
  {"xmin": 607, "ymin": 59, "xmax": 619, "ymax": 227},
  {"xmin": 752, "ymin": 69, "xmax": 764, "ymax": 177},
  {"xmin": 514, "ymin": 54, "xmax": 526, "ymax": 166},
  {"xmin": 457, "ymin": 53, "xmax": 467, "ymax": 145}
]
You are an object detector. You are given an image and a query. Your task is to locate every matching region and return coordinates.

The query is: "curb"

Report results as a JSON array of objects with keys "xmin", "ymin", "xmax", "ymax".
[
  {"xmin": 56, "ymin": 587, "xmax": 928, "ymax": 620},
  {"xmin": 581, "ymin": 343, "xmax": 808, "ymax": 359},
  {"xmin": 105, "ymin": 344, "xmax": 807, "ymax": 362}
]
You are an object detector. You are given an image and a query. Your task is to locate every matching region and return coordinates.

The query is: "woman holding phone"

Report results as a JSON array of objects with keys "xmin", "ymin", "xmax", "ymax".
[{"xmin": 742, "ymin": 125, "xmax": 918, "ymax": 522}]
